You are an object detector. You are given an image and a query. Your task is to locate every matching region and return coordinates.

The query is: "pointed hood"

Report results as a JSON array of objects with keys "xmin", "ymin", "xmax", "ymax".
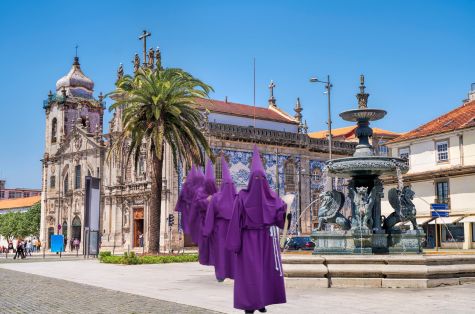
[
  {"xmin": 241, "ymin": 145, "xmax": 285, "ymax": 225},
  {"xmin": 215, "ymin": 155, "xmax": 237, "ymax": 219},
  {"xmin": 250, "ymin": 145, "xmax": 266, "ymax": 175},
  {"xmin": 175, "ymin": 164, "xmax": 197, "ymax": 213},
  {"xmin": 204, "ymin": 159, "xmax": 218, "ymax": 195}
]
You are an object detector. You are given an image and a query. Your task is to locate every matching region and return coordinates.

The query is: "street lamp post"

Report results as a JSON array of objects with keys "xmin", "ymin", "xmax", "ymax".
[{"xmin": 310, "ymin": 75, "xmax": 333, "ymax": 159}]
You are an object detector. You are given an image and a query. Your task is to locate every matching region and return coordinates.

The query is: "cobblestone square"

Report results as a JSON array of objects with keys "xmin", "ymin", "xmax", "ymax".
[{"xmin": 1, "ymin": 259, "xmax": 475, "ymax": 313}]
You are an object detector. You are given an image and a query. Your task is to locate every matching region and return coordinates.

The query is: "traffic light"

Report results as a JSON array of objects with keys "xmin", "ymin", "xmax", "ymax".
[{"xmin": 168, "ymin": 214, "xmax": 175, "ymax": 226}]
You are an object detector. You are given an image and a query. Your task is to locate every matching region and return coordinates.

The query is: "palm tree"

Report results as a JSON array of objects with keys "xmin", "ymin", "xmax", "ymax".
[{"xmin": 109, "ymin": 66, "xmax": 213, "ymax": 253}]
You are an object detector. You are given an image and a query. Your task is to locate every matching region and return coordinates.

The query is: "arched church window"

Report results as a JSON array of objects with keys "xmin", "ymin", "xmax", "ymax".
[
  {"xmin": 51, "ymin": 118, "xmax": 57, "ymax": 143},
  {"xmin": 75, "ymin": 165, "xmax": 81, "ymax": 189},
  {"xmin": 215, "ymin": 154, "xmax": 223, "ymax": 187},
  {"xmin": 64, "ymin": 174, "xmax": 69, "ymax": 194},
  {"xmin": 284, "ymin": 161, "xmax": 296, "ymax": 188}
]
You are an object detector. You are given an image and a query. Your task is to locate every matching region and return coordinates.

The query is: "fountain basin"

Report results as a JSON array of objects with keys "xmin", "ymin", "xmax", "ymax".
[
  {"xmin": 340, "ymin": 108, "xmax": 387, "ymax": 122},
  {"xmin": 325, "ymin": 156, "xmax": 408, "ymax": 178}
]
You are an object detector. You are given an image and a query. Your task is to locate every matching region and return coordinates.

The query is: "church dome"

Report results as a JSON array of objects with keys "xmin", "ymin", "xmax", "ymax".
[{"xmin": 56, "ymin": 57, "xmax": 94, "ymax": 99}]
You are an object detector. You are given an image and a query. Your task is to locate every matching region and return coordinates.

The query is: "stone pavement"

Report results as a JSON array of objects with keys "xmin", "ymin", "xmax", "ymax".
[
  {"xmin": 0, "ymin": 268, "xmax": 219, "ymax": 314},
  {"xmin": 1, "ymin": 260, "xmax": 475, "ymax": 313}
]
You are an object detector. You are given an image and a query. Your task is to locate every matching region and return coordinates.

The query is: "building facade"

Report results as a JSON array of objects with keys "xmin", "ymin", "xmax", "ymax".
[
  {"xmin": 309, "ymin": 125, "xmax": 401, "ymax": 157},
  {"xmin": 383, "ymin": 90, "xmax": 475, "ymax": 249},
  {"xmin": 40, "ymin": 53, "xmax": 356, "ymax": 253},
  {"xmin": 0, "ymin": 180, "xmax": 40, "ymax": 199}
]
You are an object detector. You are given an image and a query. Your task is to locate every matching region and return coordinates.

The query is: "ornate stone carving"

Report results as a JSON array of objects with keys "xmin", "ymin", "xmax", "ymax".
[
  {"xmin": 123, "ymin": 207, "xmax": 130, "ymax": 227},
  {"xmin": 317, "ymin": 190, "xmax": 351, "ymax": 230},
  {"xmin": 74, "ymin": 133, "xmax": 83, "ymax": 150},
  {"xmin": 46, "ymin": 215, "xmax": 55, "ymax": 225},
  {"xmin": 133, "ymin": 53, "xmax": 140, "ymax": 72}
]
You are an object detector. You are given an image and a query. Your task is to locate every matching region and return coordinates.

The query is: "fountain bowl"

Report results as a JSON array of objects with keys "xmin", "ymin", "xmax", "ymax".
[
  {"xmin": 325, "ymin": 156, "xmax": 409, "ymax": 178},
  {"xmin": 339, "ymin": 108, "xmax": 387, "ymax": 122}
]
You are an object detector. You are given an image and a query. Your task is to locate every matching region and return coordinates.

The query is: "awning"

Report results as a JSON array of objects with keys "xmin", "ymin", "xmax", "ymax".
[
  {"xmin": 459, "ymin": 216, "xmax": 475, "ymax": 223},
  {"xmin": 428, "ymin": 216, "xmax": 464, "ymax": 225}
]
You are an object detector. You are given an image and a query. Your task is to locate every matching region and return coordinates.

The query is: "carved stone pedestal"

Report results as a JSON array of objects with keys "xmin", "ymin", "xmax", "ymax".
[
  {"xmin": 352, "ymin": 229, "xmax": 373, "ymax": 254},
  {"xmin": 388, "ymin": 229, "xmax": 425, "ymax": 254},
  {"xmin": 311, "ymin": 230, "xmax": 354, "ymax": 255},
  {"xmin": 372, "ymin": 232, "xmax": 388, "ymax": 254}
]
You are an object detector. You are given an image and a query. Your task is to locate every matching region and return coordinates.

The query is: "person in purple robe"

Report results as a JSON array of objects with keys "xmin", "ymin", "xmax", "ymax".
[
  {"xmin": 175, "ymin": 165, "xmax": 204, "ymax": 236},
  {"xmin": 190, "ymin": 159, "xmax": 218, "ymax": 265},
  {"xmin": 226, "ymin": 145, "xmax": 287, "ymax": 313},
  {"xmin": 175, "ymin": 165, "xmax": 196, "ymax": 234},
  {"xmin": 203, "ymin": 155, "xmax": 237, "ymax": 282}
]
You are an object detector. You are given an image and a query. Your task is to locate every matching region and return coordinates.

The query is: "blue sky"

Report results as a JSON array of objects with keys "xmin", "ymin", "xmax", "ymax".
[{"xmin": 0, "ymin": 0, "xmax": 474, "ymax": 188}]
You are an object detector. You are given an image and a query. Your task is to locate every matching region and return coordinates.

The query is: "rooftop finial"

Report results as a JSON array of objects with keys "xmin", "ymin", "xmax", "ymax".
[
  {"xmin": 268, "ymin": 80, "xmax": 276, "ymax": 107},
  {"xmin": 73, "ymin": 45, "xmax": 80, "ymax": 66},
  {"xmin": 294, "ymin": 97, "xmax": 303, "ymax": 123},
  {"xmin": 356, "ymin": 74, "xmax": 369, "ymax": 109},
  {"xmin": 117, "ymin": 63, "xmax": 124, "ymax": 81}
]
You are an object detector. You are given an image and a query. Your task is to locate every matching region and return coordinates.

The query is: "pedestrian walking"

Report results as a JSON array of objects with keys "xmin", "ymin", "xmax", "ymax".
[
  {"xmin": 138, "ymin": 232, "xmax": 143, "ymax": 248},
  {"xmin": 26, "ymin": 240, "xmax": 32, "ymax": 256},
  {"xmin": 13, "ymin": 241, "xmax": 25, "ymax": 259}
]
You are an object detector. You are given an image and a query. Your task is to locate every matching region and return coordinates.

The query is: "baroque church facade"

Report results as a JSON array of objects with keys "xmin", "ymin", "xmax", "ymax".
[{"xmin": 40, "ymin": 49, "xmax": 356, "ymax": 253}]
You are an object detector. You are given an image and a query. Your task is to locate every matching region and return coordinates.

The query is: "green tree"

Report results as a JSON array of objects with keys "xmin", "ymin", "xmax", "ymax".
[
  {"xmin": 23, "ymin": 202, "xmax": 41, "ymax": 237},
  {"xmin": 109, "ymin": 66, "xmax": 212, "ymax": 253},
  {"xmin": 0, "ymin": 202, "xmax": 41, "ymax": 240},
  {"xmin": 0, "ymin": 212, "xmax": 16, "ymax": 240}
]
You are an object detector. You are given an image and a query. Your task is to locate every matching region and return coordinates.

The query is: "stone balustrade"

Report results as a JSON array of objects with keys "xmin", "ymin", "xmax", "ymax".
[{"xmin": 208, "ymin": 122, "xmax": 356, "ymax": 155}]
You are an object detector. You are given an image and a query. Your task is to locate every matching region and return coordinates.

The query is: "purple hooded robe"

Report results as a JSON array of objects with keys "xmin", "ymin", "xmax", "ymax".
[
  {"xmin": 203, "ymin": 156, "xmax": 237, "ymax": 280},
  {"xmin": 226, "ymin": 145, "xmax": 287, "ymax": 311},
  {"xmin": 175, "ymin": 165, "xmax": 204, "ymax": 236},
  {"xmin": 190, "ymin": 159, "xmax": 218, "ymax": 265},
  {"xmin": 175, "ymin": 165, "xmax": 195, "ymax": 234}
]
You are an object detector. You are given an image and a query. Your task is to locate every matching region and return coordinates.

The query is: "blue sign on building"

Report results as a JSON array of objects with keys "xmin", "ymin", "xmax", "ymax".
[
  {"xmin": 431, "ymin": 210, "xmax": 449, "ymax": 218},
  {"xmin": 430, "ymin": 203, "xmax": 449, "ymax": 210}
]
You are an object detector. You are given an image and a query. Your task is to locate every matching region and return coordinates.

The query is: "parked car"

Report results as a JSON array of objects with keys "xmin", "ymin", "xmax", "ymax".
[{"xmin": 285, "ymin": 236, "xmax": 315, "ymax": 251}]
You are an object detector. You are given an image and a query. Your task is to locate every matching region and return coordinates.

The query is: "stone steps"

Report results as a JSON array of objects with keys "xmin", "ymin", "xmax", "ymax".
[{"xmin": 282, "ymin": 254, "xmax": 475, "ymax": 288}]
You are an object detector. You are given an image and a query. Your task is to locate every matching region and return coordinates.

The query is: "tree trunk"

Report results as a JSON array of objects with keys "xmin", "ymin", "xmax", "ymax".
[{"xmin": 149, "ymin": 145, "xmax": 164, "ymax": 253}]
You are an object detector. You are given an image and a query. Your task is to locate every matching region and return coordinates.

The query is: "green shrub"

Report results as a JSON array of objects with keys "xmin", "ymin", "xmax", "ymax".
[
  {"xmin": 98, "ymin": 253, "xmax": 198, "ymax": 265},
  {"xmin": 99, "ymin": 251, "xmax": 112, "ymax": 260}
]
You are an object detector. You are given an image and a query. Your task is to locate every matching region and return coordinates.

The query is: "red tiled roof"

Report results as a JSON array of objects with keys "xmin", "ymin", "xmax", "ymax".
[
  {"xmin": 309, "ymin": 125, "xmax": 401, "ymax": 140},
  {"xmin": 389, "ymin": 100, "xmax": 475, "ymax": 144},
  {"xmin": 0, "ymin": 196, "xmax": 40, "ymax": 210},
  {"xmin": 194, "ymin": 98, "xmax": 298, "ymax": 124}
]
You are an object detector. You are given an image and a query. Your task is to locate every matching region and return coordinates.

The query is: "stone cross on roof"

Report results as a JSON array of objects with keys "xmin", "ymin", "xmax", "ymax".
[
  {"xmin": 138, "ymin": 30, "xmax": 151, "ymax": 67},
  {"xmin": 268, "ymin": 80, "xmax": 276, "ymax": 107}
]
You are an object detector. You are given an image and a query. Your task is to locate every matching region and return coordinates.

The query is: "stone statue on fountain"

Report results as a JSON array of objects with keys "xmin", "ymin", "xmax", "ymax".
[
  {"xmin": 317, "ymin": 190, "xmax": 351, "ymax": 231},
  {"xmin": 383, "ymin": 186, "xmax": 419, "ymax": 232}
]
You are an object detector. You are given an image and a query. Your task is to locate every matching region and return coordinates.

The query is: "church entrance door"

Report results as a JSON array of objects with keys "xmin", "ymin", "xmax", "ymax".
[{"xmin": 133, "ymin": 208, "xmax": 144, "ymax": 247}]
